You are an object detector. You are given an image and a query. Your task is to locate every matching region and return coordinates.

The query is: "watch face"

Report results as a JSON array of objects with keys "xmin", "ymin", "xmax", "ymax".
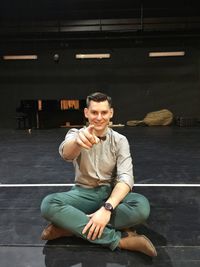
[{"xmin": 104, "ymin": 202, "xmax": 113, "ymax": 211}]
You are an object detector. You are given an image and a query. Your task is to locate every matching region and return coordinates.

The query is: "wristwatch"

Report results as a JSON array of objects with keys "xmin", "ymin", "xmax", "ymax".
[{"xmin": 103, "ymin": 202, "xmax": 113, "ymax": 212}]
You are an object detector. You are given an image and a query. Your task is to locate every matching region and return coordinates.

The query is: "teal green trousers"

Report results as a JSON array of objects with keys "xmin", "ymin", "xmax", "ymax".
[{"xmin": 41, "ymin": 185, "xmax": 150, "ymax": 251}]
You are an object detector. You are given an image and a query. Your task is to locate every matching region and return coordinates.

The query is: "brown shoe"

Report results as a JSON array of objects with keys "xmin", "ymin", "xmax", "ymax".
[
  {"xmin": 41, "ymin": 224, "xmax": 73, "ymax": 240},
  {"xmin": 122, "ymin": 229, "xmax": 137, "ymax": 236},
  {"xmin": 119, "ymin": 232, "xmax": 157, "ymax": 257}
]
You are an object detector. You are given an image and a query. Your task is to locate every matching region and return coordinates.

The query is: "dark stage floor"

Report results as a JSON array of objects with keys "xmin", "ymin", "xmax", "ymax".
[{"xmin": 0, "ymin": 126, "xmax": 200, "ymax": 267}]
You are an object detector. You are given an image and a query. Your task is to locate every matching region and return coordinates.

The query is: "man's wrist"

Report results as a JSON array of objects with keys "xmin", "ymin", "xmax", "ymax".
[
  {"xmin": 103, "ymin": 202, "xmax": 114, "ymax": 212},
  {"xmin": 76, "ymin": 131, "xmax": 82, "ymax": 147}
]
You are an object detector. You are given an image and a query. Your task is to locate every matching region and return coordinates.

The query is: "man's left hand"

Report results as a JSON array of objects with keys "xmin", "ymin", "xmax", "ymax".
[{"xmin": 82, "ymin": 207, "xmax": 111, "ymax": 240}]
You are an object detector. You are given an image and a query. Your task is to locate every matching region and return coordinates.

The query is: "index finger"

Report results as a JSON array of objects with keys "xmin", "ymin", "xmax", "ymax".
[
  {"xmin": 87, "ymin": 124, "xmax": 95, "ymax": 134},
  {"xmin": 87, "ymin": 125, "xmax": 99, "ymax": 144},
  {"xmin": 84, "ymin": 125, "xmax": 97, "ymax": 144},
  {"xmin": 82, "ymin": 220, "xmax": 93, "ymax": 235}
]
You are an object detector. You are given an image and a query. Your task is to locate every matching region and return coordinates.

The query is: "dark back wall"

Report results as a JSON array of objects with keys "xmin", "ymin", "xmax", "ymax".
[{"xmin": 0, "ymin": 42, "xmax": 200, "ymax": 128}]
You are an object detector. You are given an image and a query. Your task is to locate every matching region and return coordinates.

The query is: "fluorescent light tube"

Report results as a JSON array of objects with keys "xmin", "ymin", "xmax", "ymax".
[
  {"xmin": 75, "ymin": 53, "xmax": 111, "ymax": 59},
  {"xmin": 3, "ymin": 55, "xmax": 38, "ymax": 60},
  {"xmin": 149, "ymin": 51, "xmax": 185, "ymax": 57}
]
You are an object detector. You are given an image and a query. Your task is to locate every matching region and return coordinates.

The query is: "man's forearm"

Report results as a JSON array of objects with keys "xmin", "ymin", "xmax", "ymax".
[
  {"xmin": 105, "ymin": 182, "xmax": 131, "ymax": 209},
  {"xmin": 62, "ymin": 139, "xmax": 81, "ymax": 160}
]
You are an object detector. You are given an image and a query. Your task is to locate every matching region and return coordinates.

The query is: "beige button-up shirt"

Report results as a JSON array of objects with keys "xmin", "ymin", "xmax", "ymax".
[{"xmin": 59, "ymin": 127, "xmax": 134, "ymax": 189}]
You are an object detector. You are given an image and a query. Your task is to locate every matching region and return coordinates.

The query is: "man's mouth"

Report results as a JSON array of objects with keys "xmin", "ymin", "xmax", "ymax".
[{"xmin": 94, "ymin": 123, "xmax": 104, "ymax": 126}]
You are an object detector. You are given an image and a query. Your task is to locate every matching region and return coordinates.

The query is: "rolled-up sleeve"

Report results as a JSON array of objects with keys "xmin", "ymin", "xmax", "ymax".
[
  {"xmin": 58, "ymin": 128, "xmax": 79, "ymax": 158},
  {"xmin": 116, "ymin": 136, "xmax": 134, "ymax": 190}
]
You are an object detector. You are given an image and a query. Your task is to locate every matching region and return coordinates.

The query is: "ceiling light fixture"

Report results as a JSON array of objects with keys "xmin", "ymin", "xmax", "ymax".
[
  {"xmin": 3, "ymin": 55, "xmax": 38, "ymax": 60},
  {"xmin": 149, "ymin": 51, "xmax": 185, "ymax": 57},
  {"xmin": 75, "ymin": 53, "xmax": 111, "ymax": 59}
]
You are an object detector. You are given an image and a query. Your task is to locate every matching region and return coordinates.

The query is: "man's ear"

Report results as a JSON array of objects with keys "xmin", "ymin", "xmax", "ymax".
[
  {"xmin": 110, "ymin": 108, "xmax": 114, "ymax": 118},
  {"xmin": 84, "ymin": 108, "xmax": 89, "ymax": 118}
]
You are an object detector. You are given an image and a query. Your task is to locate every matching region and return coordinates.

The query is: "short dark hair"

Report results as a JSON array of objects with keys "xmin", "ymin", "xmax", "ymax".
[{"xmin": 86, "ymin": 92, "xmax": 112, "ymax": 108}]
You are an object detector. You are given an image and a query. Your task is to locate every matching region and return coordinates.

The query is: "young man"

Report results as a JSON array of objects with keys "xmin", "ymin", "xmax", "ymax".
[{"xmin": 40, "ymin": 92, "xmax": 157, "ymax": 257}]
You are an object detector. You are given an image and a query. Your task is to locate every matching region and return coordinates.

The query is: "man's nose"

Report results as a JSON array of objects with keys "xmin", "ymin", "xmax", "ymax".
[{"xmin": 97, "ymin": 113, "xmax": 102, "ymax": 120}]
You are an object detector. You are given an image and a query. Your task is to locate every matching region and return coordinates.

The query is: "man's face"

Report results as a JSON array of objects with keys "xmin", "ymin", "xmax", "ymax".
[{"xmin": 84, "ymin": 100, "xmax": 113, "ymax": 132}]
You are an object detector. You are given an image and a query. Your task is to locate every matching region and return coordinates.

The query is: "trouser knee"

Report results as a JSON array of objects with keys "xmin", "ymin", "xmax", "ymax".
[
  {"xmin": 138, "ymin": 195, "xmax": 151, "ymax": 221},
  {"xmin": 40, "ymin": 193, "xmax": 56, "ymax": 220}
]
